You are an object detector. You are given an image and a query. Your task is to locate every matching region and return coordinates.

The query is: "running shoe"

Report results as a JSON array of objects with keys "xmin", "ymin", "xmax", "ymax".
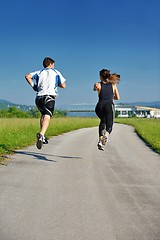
[
  {"xmin": 97, "ymin": 141, "xmax": 104, "ymax": 151},
  {"xmin": 106, "ymin": 131, "xmax": 110, "ymax": 143},
  {"xmin": 101, "ymin": 129, "xmax": 107, "ymax": 145},
  {"xmin": 43, "ymin": 136, "xmax": 48, "ymax": 144},
  {"xmin": 36, "ymin": 132, "xmax": 43, "ymax": 149}
]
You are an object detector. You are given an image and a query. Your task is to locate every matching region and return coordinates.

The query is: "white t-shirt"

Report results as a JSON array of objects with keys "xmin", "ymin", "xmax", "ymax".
[{"xmin": 30, "ymin": 68, "xmax": 66, "ymax": 96}]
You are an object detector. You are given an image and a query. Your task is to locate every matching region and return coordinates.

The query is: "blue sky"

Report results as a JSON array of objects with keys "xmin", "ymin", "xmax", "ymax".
[{"xmin": 0, "ymin": 0, "xmax": 159, "ymax": 107}]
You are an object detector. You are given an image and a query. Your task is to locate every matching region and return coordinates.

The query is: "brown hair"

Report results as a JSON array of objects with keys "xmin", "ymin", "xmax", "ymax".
[
  {"xmin": 43, "ymin": 57, "xmax": 55, "ymax": 68},
  {"xmin": 100, "ymin": 69, "xmax": 120, "ymax": 84}
]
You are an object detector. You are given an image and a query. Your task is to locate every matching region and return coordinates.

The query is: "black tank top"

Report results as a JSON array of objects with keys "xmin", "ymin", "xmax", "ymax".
[{"xmin": 98, "ymin": 82, "xmax": 113, "ymax": 103}]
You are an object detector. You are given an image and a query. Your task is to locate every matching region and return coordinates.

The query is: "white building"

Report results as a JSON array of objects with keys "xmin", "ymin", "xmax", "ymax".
[{"xmin": 115, "ymin": 105, "xmax": 160, "ymax": 118}]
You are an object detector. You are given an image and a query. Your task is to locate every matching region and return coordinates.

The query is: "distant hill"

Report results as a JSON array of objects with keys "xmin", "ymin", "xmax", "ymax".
[
  {"xmin": 123, "ymin": 101, "xmax": 160, "ymax": 109},
  {"xmin": 0, "ymin": 99, "xmax": 34, "ymax": 111},
  {"xmin": 0, "ymin": 99, "xmax": 160, "ymax": 111}
]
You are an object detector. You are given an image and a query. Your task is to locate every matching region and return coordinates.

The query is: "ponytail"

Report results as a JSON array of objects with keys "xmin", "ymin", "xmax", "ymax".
[{"xmin": 108, "ymin": 74, "xmax": 120, "ymax": 84}]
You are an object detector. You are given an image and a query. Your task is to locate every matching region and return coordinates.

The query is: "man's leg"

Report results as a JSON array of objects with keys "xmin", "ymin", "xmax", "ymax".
[
  {"xmin": 36, "ymin": 115, "xmax": 50, "ymax": 149},
  {"xmin": 40, "ymin": 114, "xmax": 51, "ymax": 136},
  {"xmin": 36, "ymin": 95, "xmax": 54, "ymax": 149}
]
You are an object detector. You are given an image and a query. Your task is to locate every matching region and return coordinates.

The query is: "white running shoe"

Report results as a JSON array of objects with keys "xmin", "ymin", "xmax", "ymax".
[
  {"xmin": 36, "ymin": 132, "xmax": 43, "ymax": 149},
  {"xmin": 43, "ymin": 136, "xmax": 48, "ymax": 144},
  {"xmin": 97, "ymin": 141, "xmax": 104, "ymax": 151}
]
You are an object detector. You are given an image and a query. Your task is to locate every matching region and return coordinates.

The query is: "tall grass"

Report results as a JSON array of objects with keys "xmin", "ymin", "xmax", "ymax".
[{"xmin": 115, "ymin": 118, "xmax": 160, "ymax": 154}]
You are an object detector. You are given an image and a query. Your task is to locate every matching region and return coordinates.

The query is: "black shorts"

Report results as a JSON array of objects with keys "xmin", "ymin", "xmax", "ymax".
[{"xmin": 35, "ymin": 95, "xmax": 55, "ymax": 117}]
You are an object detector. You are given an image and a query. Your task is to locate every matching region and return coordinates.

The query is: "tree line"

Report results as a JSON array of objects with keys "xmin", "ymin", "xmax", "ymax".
[{"xmin": 0, "ymin": 106, "xmax": 67, "ymax": 118}]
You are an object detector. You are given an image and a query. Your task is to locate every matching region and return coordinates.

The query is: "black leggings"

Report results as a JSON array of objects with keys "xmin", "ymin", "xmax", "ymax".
[{"xmin": 95, "ymin": 101, "xmax": 114, "ymax": 136}]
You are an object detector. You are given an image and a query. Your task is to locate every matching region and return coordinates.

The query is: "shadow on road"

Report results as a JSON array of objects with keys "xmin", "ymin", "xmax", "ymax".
[{"xmin": 16, "ymin": 150, "xmax": 82, "ymax": 163}]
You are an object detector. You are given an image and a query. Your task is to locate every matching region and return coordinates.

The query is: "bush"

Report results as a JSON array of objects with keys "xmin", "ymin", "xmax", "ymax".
[
  {"xmin": 0, "ymin": 107, "xmax": 31, "ymax": 118},
  {"xmin": 0, "ymin": 106, "xmax": 67, "ymax": 118}
]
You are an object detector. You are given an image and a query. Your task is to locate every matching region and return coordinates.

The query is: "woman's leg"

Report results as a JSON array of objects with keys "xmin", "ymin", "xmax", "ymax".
[
  {"xmin": 95, "ymin": 102, "xmax": 106, "ymax": 137},
  {"xmin": 104, "ymin": 103, "xmax": 114, "ymax": 134}
]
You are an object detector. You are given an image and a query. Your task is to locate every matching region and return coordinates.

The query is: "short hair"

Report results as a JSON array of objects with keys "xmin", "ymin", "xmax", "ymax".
[{"xmin": 43, "ymin": 57, "xmax": 55, "ymax": 68}]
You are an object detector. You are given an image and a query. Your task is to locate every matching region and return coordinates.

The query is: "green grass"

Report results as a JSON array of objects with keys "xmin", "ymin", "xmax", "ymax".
[
  {"xmin": 115, "ymin": 118, "xmax": 160, "ymax": 154},
  {"xmin": 0, "ymin": 118, "xmax": 99, "ymax": 160},
  {"xmin": 0, "ymin": 117, "xmax": 159, "ymax": 164}
]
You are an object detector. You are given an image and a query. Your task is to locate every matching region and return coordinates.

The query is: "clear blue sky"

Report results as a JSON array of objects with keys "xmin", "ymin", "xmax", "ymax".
[{"xmin": 0, "ymin": 0, "xmax": 159, "ymax": 107}]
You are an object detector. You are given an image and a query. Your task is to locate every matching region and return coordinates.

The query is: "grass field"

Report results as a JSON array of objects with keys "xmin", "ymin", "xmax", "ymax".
[
  {"xmin": 115, "ymin": 118, "xmax": 160, "ymax": 154},
  {"xmin": 0, "ymin": 117, "xmax": 159, "ymax": 164},
  {"xmin": 0, "ymin": 118, "xmax": 99, "ymax": 163}
]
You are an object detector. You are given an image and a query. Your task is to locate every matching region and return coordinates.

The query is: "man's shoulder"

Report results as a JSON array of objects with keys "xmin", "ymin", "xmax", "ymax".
[
  {"xmin": 52, "ymin": 68, "xmax": 60, "ymax": 74},
  {"xmin": 43, "ymin": 68, "xmax": 59, "ymax": 75}
]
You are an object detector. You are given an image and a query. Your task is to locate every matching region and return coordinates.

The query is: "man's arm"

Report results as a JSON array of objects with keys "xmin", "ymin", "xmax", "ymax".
[
  {"xmin": 25, "ymin": 73, "xmax": 33, "ymax": 85},
  {"xmin": 25, "ymin": 73, "xmax": 38, "ymax": 91},
  {"xmin": 58, "ymin": 82, "xmax": 66, "ymax": 88}
]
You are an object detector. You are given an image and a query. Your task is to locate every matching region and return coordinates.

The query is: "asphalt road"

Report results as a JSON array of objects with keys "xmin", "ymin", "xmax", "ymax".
[{"xmin": 0, "ymin": 123, "xmax": 160, "ymax": 240}]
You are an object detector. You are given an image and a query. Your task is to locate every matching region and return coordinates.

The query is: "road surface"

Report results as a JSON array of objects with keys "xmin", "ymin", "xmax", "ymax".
[{"xmin": 0, "ymin": 123, "xmax": 160, "ymax": 240}]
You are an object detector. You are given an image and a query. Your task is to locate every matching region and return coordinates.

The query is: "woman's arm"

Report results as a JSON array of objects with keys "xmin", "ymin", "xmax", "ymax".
[
  {"xmin": 93, "ymin": 82, "xmax": 101, "ymax": 94},
  {"xmin": 113, "ymin": 84, "xmax": 120, "ymax": 100}
]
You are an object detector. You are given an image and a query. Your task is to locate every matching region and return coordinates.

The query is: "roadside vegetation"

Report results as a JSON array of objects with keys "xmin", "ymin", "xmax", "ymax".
[
  {"xmin": 115, "ymin": 118, "xmax": 160, "ymax": 154},
  {"xmin": 0, "ymin": 108, "xmax": 159, "ymax": 164},
  {"xmin": 0, "ymin": 106, "xmax": 67, "ymax": 118},
  {"xmin": 0, "ymin": 117, "xmax": 99, "ymax": 164}
]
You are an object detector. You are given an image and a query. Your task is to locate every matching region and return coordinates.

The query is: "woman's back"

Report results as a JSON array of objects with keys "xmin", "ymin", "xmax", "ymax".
[{"xmin": 98, "ymin": 82, "xmax": 113, "ymax": 103}]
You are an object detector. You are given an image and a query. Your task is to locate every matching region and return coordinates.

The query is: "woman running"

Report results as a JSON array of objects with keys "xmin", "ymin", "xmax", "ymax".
[{"xmin": 94, "ymin": 69, "xmax": 120, "ymax": 150}]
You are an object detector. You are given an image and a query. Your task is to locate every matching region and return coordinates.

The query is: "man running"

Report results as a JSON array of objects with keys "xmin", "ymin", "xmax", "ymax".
[{"xmin": 25, "ymin": 57, "xmax": 66, "ymax": 149}]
